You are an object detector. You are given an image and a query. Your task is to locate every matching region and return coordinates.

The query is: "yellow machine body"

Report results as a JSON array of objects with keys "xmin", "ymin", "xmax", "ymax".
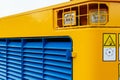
[{"xmin": 0, "ymin": 0, "xmax": 120, "ymax": 80}]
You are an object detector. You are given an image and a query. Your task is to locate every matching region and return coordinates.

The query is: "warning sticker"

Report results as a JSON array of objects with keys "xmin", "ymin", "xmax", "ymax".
[
  {"xmin": 103, "ymin": 33, "xmax": 116, "ymax": 61},
  {"xmin": 104, "ymin": 34, "xmax": 116, "ymax": 46}
]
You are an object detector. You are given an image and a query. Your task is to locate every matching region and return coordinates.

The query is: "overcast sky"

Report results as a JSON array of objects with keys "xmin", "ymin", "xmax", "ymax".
[{"xmin": 0, "ymin": 0, "xmax": 69, "ymax": 17}]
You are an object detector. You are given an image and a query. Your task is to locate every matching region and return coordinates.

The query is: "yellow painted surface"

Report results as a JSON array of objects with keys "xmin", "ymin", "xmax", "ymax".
[
  {"xmin": 0, "ymin": 0, "xmax": 120, "ymax": 80},
  {"xmin": 118, "ymin": 64, "xmax": 120, "ymax": 80}
]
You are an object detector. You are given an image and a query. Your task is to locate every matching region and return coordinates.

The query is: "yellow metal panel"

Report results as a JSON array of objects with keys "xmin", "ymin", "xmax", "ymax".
[
  {"xmin": 0, "ymin": 9, "xmax": 53, "ymax": 37},
  {"xmin": 119, "ymin": 64, "xmax": 120, "ymax": 79},
  {"xmin": 71, "ymin": 28, "xmax": 118, "ymax": 80},
  {"xmin": 108, "ymin": 3, "xmax": 120, "ymax": 26},
  {"xmin": 0, "ymin": 0, "xmax": 120, "ymax": 80}
]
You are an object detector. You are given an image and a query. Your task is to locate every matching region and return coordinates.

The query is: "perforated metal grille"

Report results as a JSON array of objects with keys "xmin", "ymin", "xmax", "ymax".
[
  {"xmin": 0, "ymin": 37, "xmax": 72, "ymax": 80},
  {"xmin": 55, "ymin": 2, "xmax": 108, "ymax": 28}
]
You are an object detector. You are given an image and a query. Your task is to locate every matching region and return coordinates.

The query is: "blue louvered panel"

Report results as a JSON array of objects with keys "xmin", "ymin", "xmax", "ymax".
[
  {"xmin": 0, "ymin": 40, "xmax": 7, "ymax": 80},
  {"xmin": 7, "ymin": 40, "xmax": 22, "ymax": 80},
  {"xmin": 44, "ymin": 40, "xmax": 72, "ymax": 80},
  {"xmin": 23, "ymin": 40, "xmax": 43, "ymax": 80},
  {"xmin": 0, "ymin": 37, "xmax": 72, "ymax": 80}
]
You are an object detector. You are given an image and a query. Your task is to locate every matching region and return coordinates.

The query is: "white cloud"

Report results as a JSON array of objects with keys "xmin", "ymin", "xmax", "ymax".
[{"xmin": 0, "ymin": 0, "xmax": 69, "ymax": 17}]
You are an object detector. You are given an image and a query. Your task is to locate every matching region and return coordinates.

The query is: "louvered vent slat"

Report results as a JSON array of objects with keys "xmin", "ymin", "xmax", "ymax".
[
  {"xmin": 24, "ymin": 42, "xmax": 43, "ymax": 48},
  {"xmin": 0, "ymin": 42, "xmax": 6, "ymax": 47},
  {"xmin": 8, "ymin": 67, "xmax": 22, "ymax": 73},
  {"xmin": 7, "ymin": 52, "xmax": 21, "ymax": 56},
  {"xmin": 7, "ymin": 47, "xmax": 21, "ymax": 52},
  {"xmin": 44, "ymin": 75, "xmax": 62, "ymax": 80},
  {"xmin": 24, "ymin": 48, "xmax": 43, "ymax": 53},
  {"xmin": 23, "ymin": 75, "xmax": 42, "ymax": 80},
  {"xmin": 24, "ymin": 71, "xmax": 43, "ymax": 78},
  {"xmin": 7, "ymin": 71, "xmax": 22, "ymax": 77},
  {"xmin": 44, "ymin": 65, "xmax": 71, "ymax": 74},
  {"xmin": 44, "ymin": 70, "xmax": 70, "ymax": 79},
  {"xmin": 44, "ymin": 55, "xmax": 70, "ymax": 62},
  {"xmin": 0, "ymin": 69, "xmax": 6, "ymax": 73},
  {"xmin": 24, "ymin": 62, "xmax": 43, "ymax": 68},
  {"xmin": 24, "ymin": 66, "xmax": 43, "ymax": 73},
  {"xmin": 8, "ymin": 42, "xmax": 21, "ymax": 48},
  {"xmin": 0, "ymin": 75, "xmax": 6, "ymax": 80},
  {"xmin": 0, "ymin": 50, "xmax": 6, "ymax": 54},
  {"xmin": 0, "ymin": 58, "xmax": 6, "ymax": 62},
  {"xmin": 0, "ymin": 72, "xmax": 6, "ymax": 76},
  {"xmin": 7, "ymin": 74, "xmax": 21, "ymax": 80},
  {"xmin": 8, "ymin": 59, "xmax": 22, "ymax": 65},
  {"xmin": 0, "ymin": 65, "xmax": 6, "ymax": 69},
  {"xmin": 24, "ymin": 53, "xmax": 43, "ymax": 58},
  {"xmin": 44, "ymin": 42, "xmax": 71, "ymax": 50},
  {"xmin": 0, "ymin": 47, "xmax": 6, "ymax": 50}
]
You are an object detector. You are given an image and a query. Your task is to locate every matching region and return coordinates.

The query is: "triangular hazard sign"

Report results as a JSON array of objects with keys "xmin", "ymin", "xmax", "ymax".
[{"xmin": 104, "ymin": 35, "xmax": 115, "ymax": 46}]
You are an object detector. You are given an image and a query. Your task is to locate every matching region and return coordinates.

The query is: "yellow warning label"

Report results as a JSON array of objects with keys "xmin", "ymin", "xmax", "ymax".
[{"xmin": 103, "ymin": 34, "xmax": 116, "ymax": 46}]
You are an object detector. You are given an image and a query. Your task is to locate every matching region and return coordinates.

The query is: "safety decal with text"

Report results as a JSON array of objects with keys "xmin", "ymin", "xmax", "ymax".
[{"xmin": 103, "ymin": 33, "xmax": 116, "ymax": 61}]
